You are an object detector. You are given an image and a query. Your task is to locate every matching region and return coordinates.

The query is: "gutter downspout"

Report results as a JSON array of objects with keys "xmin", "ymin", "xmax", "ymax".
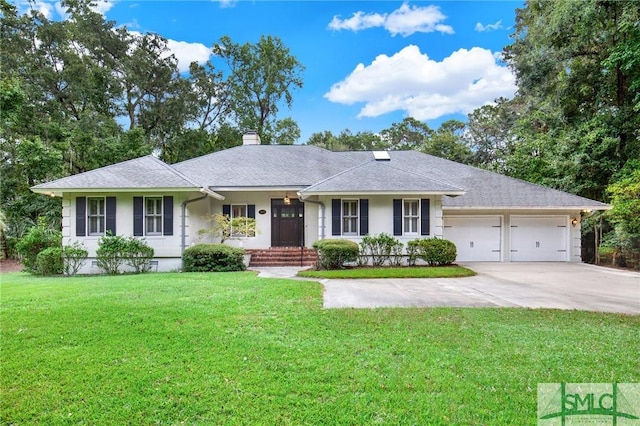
[
  {"xmin": 181, "ymin": 194, "xmax": 207, "ymax": 255},
  {"xmin": 181, "ymin": 188, "xmax": 226, "ymax": 255},
  {"xmin": 297, "ymin": 192, "xmax": 325, "ymax": 240}
]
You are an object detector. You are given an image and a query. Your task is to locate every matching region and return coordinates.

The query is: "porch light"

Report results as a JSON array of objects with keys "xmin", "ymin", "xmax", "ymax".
[
  {"xmin": 571, "ymin": 218, "xmax": 579, "ymax": 227},
  {"xmin": 284, "ymin": 194, "xmax": 291, "ymax": 205}
]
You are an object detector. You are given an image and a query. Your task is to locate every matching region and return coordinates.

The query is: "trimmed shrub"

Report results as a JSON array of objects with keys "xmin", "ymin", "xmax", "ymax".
[
  {"xmin": 96, "ymin": 234, "xmax": 155, "ymax": 274},
  {"xmin": 123, "ymin": 238, "xmax": 154, "ymax": 273},
  {"xmin": 96, "ymin": 233, "xmax": 128, "ymax": 274},
  {"xmin": 62, "ymin": 242, "xmax": 88, "ymax": 275},
  {"xmin": 406, "ymin": 240, "xmax": 421, "ymax": 266},
  {"xmin": 183, "ymin": 244, "xmax": 245, "ymax": 272},
  {"xmin": 359, "ymin": 233, "xmax": 403, "ymax": 266},
  {"xmin": 416, "ymin": 238, "xmax": 457, "ymax": 266},
  {"xmin": 313, "ymin": 239, "xmax": 359, "ymax": 270},
  {"xmin": 15, "ymin": 218, "xmax": 62, "ymax": 272},
  {"xmin": 35, "ymin": 247, "xmax": 63, "ymax": 276}
]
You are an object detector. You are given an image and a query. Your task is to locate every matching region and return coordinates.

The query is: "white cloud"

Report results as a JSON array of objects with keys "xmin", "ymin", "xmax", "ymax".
[
  {"xmin": 328, "ymin": 2, "xmax": 453, "ymax": 37},
  {"xmin": 89, "ymin": 0, "xmax": 116, "ymax": 15},
  {"xmin": 33, "ymin": 1, "xmax": 54, "ymax": 18},
  {"xmin": 51, "ymin": 0, "xmax": 114, "ymax": 18},
  {"xmin": 165, "ymin": 39, "xmax": 212, "ymax": 73},
  {"xmin": 128, "ymin": 31, "xmax": 212, "ymax": 73},
  {"xmin": 217, "ymin": 0, "xmax": 238, "ymax": 8},
  {"xmin": 15, "ymin": 0, "xmax": 54, "ymax": 18},
  {"xmin": 324, "ymin": 45, "xmax": 516, "ymax": 120},
  {"xmin": 385, "ymin": 3, "xmax": 453, "ymax": 36},
  {"xmin": 475, "ymin": 20, "xmax": 503, "ymax": 32},
  {"xmin": 328, "ymin": 11, "xmax": 386, "ymax": 32}
]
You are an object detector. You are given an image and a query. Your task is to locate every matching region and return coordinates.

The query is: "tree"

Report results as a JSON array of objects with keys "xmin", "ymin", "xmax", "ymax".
[
  {"xmin": 504, "ymin": 0, "xmax": 640, "ymax": 201},
  {"xmin": 213, "ymin": 35, "xmax": 305, "ymax": 144},
  {"xmin": 425, "ymin": 120, "xmax": 472, "ymax": 163},
  {"xmin": 464, "ymin": 98, "xmax": 520, "ymax": 173},
  {"xmin": 185, "ymin": 60, "xmax": 232, "ymax": 132},
  {"xmin": 605, "ymin": 161, "xmax": 640, "ymax": 267},
  {"xmin": 379, "ymin": 117, "xmax": 433, "ymax": 151},
  {"xmin": 306, "ymin": 129, "xmax": 385, "ymax": 151},
  {"xmin": 272, "ymin": 117, "xmax": 301, "ymax": 145},
  {"xmin": 306, "ymin": 131, "xmax": 341, "ymax": 151}
]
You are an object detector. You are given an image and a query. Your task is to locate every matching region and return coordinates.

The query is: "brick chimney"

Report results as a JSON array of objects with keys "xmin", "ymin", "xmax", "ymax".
[{"xmin": 242, "ymin": 131, "xmax": 261, "ymax": 145}]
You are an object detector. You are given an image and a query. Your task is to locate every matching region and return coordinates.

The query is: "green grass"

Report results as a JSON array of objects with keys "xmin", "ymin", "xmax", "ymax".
[
  {"xmin": 297, "ymin": 265, "xmax": 476, "ymax": 279},
  {"xmin": 1, "ymin": 272, "xmax": 638, "ymax": 425}
]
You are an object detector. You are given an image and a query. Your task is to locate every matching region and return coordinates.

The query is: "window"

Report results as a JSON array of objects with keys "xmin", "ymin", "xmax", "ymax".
[
  {"xmin": 230, "ymin": 204, "xmax": 249, "ymax": 237},
  {"xmin": 342, "ymin": 200, "xmax": 358, "ymax": 235},
  {"xmin": 403, "ymin": 199, "xmax": 419, "ymax": 234},
  {"xmin": 145, "ymin": 197, "xmax": 163, "ymax": 235},
  {"xmin": 87, "ymin": 197, "xmax": 105, "ymax": 235},
  {"xmin": 393, "ymin": 198, "xmax": 429, "ymax": 237},
  {"xmin": 133, "ymin": 196, "xmax": 173, "ymax": 237}
]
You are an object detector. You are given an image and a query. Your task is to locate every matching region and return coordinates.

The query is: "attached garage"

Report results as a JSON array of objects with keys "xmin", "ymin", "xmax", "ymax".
[
  {"xmin": 509, "ymin": 216, "xmax": 568, "ymax": 261},
  {"xmin": 443, "ymin": 216, "xmax": 502, "ymax": 262}
]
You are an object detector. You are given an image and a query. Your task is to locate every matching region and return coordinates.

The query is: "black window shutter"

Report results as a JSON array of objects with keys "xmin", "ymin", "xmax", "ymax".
[
  {"xmin": 163, "ymin": 196, "xmax": 173, "ymax": 236},
  {"xmin": 105, "ymin": 196, "xmax": 116, "ymax": 234},
  {"xmin": 359, "ymin": 199, "xmax": 369, "ymax": 236},
  {"xmin": 222, "ymin": 204, "xmax": 231, "ymax": 217},
  {"xmin": 393, "ymin": 199, "xmax": 402, "ymax": 236},
  {"xmin": 247, "ymin": 204, "xmax": 256, "ymax": 219},
  {"xmin": 331, "ymin": 199, "xmax": 341, "ymax": 236},
  {"xmin": 133, "ymin": 197, "xmax": 143, "ymax": 236},
  {"xmin": 421, "ymin": 199, "xmax": 430, "ymax": 236},
  {"xmin": 76, "ymin": 197, "xmax": 86, "ymax": 236}
]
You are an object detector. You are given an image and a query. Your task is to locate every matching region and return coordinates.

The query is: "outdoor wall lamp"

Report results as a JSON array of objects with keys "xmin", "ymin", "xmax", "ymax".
[
  {"xmin": 571, "ymin": 218, "xmax": 579, "ymax": 227},
  {"xmin": 284, "ymin": 194, "xmax": 291, "ymax": 205}
]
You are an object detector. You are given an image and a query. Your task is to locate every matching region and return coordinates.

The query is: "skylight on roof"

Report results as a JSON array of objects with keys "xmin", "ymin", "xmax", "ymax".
[{"xmin": 372, "ymin": 151, "xmax": 391, "ymax": 161}]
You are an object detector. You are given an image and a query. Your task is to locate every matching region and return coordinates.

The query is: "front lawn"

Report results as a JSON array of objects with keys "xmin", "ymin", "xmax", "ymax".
[
  {"xmin": 1, "ymin": 272, "xmax": 638, "ymax": 425},
  {"xmin": 297, "ymin": 265, "xmax": 476, "ymax": 279}
]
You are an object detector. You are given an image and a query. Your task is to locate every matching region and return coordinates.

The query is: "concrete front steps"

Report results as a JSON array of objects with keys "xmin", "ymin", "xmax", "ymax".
[{"xmin": 247, "ymin": 247, "xmax": 318, "ymax": 267}]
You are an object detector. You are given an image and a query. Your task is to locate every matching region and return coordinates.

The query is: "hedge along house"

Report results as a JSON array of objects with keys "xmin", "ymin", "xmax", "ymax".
[{"xmin": 32, "ymin": 132, "xmax": 609, "ymax": 273}]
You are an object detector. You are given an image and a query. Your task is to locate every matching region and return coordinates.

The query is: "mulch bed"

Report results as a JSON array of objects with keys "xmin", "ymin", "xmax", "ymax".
[{"xmin": 0, "ymin": 259, "xmax": 23, "ymax": 273}]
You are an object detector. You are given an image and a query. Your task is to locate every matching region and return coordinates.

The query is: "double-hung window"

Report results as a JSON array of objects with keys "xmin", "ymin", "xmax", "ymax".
[
  {"xmin": 403, "ymin": 199, "xmax": 420, "ymax": 234},
  {"xmin": 231, "ymin": 204, "xmax": 249, "ymax": 237},
  {"xmin": 145, "ymin": 197, "xmax": 163, "ymax": 235},
  {"xmin": 342, "ymin": 200, "xmax": 358, "ymax": 235},
  {"xmin": 133, "ymin": 196, "xmax": 173, "ymax": 237},
  {"xmin": 393, "ymin": 198, "xmax": 429, "ymax": 237},
  {"xmin": 331, "ymin": 198, "xmax": 368, "ymax": 237},
  {"xmin": 87, "ymin": 197, "xmax": 105, "ymax": 235}
]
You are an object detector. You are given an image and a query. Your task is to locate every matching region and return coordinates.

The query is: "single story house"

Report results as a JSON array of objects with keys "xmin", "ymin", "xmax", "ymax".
[{"xmin": 32, "ymin": 132, "xmax": 609, "ymax": 273}]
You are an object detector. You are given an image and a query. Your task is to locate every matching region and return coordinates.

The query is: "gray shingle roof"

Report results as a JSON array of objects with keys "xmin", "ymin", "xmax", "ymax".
[
  {"xmin": 300, "ymin": 159, "xmax": 464, "ymax": 194},
  {"xmin": 173, "ymin": 145, "xmax": 355, "ymax": 188},
  {"xmin": 32, "ymin": 155, "xmax": 200, "ymax": 191},
  {"xmin": 353, "ymin": 151, "xmax": 609, "ymax": 209},
  {"xmin": 32, "ymin": 145, "xmax": 609, "ymax": 210}
]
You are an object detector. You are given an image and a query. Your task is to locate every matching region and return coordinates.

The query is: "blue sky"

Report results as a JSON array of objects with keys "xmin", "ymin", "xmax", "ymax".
[{"xmin": 26, "ymin": 0, "xmax": 523, "ymax": 143}]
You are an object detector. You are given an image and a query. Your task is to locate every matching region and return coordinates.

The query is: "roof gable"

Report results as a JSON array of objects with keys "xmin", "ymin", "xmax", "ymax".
[
  {"xmin": 300, "ymin": 159, "xmax": 464, "ymax": 195},
  {"xmin": 32, "ymin": 155, "xmax": 200, "ymax": 192},
  {"xmin": 173, "ymin": 145, "xmax": 356, "ymax": 188}
]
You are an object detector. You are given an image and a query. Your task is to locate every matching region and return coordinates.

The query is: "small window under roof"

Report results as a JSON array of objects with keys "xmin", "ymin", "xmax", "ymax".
[{"xmin": 373, "ymin": 151, "xmax": 391, "ymax": 161}]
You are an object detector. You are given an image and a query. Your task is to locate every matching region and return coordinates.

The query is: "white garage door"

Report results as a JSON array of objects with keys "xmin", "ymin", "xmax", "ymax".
[
  {"xmin": 443, "ymin": 216, "xmax": 502, "ymax": 262},
  {"xmin": 510, "ymin": 216, "xmax": 568, "ymax": 261}
]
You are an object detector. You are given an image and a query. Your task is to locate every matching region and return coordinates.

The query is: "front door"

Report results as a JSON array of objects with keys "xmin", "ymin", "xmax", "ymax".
[{"xmin": 271, "ymin": 199, "xmax": 304, "ymax": 247}]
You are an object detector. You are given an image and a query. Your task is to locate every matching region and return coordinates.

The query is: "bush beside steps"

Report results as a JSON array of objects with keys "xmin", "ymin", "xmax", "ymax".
[{"xmin": 182, "ymin": 244, "xmax": 245, "ymax": 272}]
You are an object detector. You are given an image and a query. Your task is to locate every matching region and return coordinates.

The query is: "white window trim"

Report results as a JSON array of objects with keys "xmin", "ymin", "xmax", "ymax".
[
  {"xmin": 230, "ymin": 204, "xmax": 249, "ymax": 237},
  {"xmin": 403, "ymin": 199, "xmax": 420, "ymax": 236},
  {"xmin": 87, "ymin": 196, "xmax": 106, "ymax": 236},
  {"xmin": 342, "ymin": 199, "xmax": 359, "ymax": 236},
  {"xmin": 144, "ymin": 196, "xmax": 163, "ymax": 236}
]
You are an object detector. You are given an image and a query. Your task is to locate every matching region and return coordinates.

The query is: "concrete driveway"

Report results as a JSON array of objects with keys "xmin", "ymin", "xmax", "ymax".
[{"xmin": 322, "ymin": 263, "xmax": 640, "ymax": 314}]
